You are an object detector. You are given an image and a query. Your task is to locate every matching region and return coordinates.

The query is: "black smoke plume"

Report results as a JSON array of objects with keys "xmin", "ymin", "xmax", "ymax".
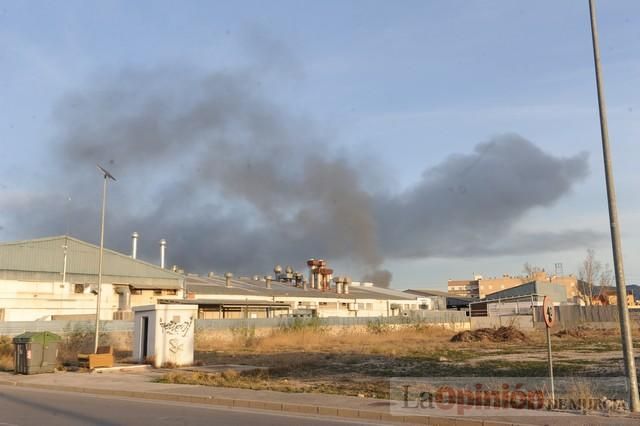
[{"xmin": 1, "ymin": 66, "xmax": 599, "ymax": 287}]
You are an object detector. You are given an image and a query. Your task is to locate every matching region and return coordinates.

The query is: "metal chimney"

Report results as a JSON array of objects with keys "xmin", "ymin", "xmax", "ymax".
[
  {"xmin": 344, "ymin": 276, "xmax": 351, "ymax": 295},
  {"xmin": 131, "ymin": 232, "xmax": 139, "ymax": 259},
  {"xmin": 265, "ymin": 275, "xmax": 273, "ymax": 289},
  {"xmin": 224, "ymin": 272, "xmax": 233, "ymax": 288},
  {"xmin": 274, "ymin": 265, "xmax": 282, "ymax": 281},
  {"xmin": 307, "ymin": 259, "xmax": 315, "ymax": 289},
  {"xmin": 159, "ymin": 239, "xmax": 167, "ymax": 269}
]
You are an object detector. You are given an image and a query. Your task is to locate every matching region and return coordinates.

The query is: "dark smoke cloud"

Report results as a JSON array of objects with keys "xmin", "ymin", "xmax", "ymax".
[
  {"xmin": 362, "ymin": 269, "xmax": 393, "ymax": 288},
  {"xmin": 374, "ymin": 134, "xmax": 593, "ymax": 260},
  {"xmin": 47, "ymin": 65, "xmax": 384, "ymax": 279},
  {"xmin": 1, "ymin": 60, "xmax": 600, "ymax": 287}
]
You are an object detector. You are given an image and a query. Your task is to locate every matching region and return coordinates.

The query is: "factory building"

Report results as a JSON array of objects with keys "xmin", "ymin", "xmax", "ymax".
[
  {"xmin": 448, "ymin": 270, "xmax": 579, "ymax": 301},
  {"xmin": 0, "ymin": 235, "xmax": 183, "ymax": 321},
  {"xmin": 0, "ymin": 236, "xmax": 428, "ymax": 321},
  {"xmin": 404, "ymin": 289, "xmax": 473, "ymax": 310},
  {"xmin": 182, "ymin": 266, "xmax": 426, "ymax": 319}
]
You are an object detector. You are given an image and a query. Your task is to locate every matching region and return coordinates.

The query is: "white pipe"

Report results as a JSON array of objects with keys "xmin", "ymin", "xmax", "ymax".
[
  {"xmin": 160, "ymin": 239, "xmax": 167, "ymax": 269},
  {"xmin": 131, "ymin": 232, "xmax": 139, "ymax": 259}
]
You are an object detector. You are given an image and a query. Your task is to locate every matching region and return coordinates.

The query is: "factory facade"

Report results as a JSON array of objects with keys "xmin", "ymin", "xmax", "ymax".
[
  {"xmin": 183, "ymin": 273, "xmax": 426, "ymax": 319},
  {"xmin": 0, "ymin": 235, "xmax": 429, "ymax": 321},
  {"xmin": 0, "ymin": 236, "xmax": 184, "ymax": 321}
]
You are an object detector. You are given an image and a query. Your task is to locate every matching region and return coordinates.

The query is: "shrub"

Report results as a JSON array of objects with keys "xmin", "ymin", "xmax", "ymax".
[
  {"xmin": 0, "ymin": 335, "xmax": 14, "ymax": 371},
  {"xmin": 230, "ymin": 324, "xmax": 257, "ymax": 348},
  {"xmin": 58, "ymin": 326, "xmax": 94, "ymax": 365},
  {"xmin": 366, "ymin": 318, "xmax": 390, "ymax": 335},
  {"xmin": 278, "ymin": 317, "xmax": 325, "ymax": 333}
]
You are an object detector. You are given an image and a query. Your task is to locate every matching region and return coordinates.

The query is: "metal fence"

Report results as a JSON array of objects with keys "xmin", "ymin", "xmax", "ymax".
[
  {"xmin": 195, "ymin": 310, "xmax": 469, "ymax": 331},
  {"xmin": 0, "ymin": 310, "xmax": 469, "ymax": 336},
  {"xmin": 533, "ymin": 304, "xmax": 619, "ymax": 328},
  {"xmin": 0, "ymin": 320, "xmax": 133, "ymax": 336}
]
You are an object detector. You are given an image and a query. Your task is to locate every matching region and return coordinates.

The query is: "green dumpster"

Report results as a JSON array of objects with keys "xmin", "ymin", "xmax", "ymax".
[{"xmin": 13, "ymin": 331, "xmax": 62, "ymax": 374}]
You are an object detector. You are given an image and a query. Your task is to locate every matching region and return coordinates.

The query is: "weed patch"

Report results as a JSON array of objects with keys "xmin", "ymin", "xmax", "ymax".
[{"xmin": 0, "ymin": 336, "xmax": 14, "ymax": 371}]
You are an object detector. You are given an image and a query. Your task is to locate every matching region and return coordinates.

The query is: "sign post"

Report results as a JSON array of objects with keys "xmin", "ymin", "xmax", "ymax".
[{"xmin": 542, "ymin": 296, "xmax": 555, "ymax": 405}]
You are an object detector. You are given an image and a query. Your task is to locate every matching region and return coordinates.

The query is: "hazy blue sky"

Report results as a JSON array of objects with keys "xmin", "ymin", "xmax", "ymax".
[{"xmin": 1, "ymin": 1, "xmax": 639, "ymax": 289}]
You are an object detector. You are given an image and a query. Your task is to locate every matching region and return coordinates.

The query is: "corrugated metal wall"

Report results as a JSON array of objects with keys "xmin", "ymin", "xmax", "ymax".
[{"xmin": 0, "ymin": 236, "xmax": 181, "ymax": 279}]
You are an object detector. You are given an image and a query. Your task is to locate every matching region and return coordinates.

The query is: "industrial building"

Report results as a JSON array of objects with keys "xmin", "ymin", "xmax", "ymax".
[
  {"xmin": 0, "ymin": 235, "xmax": 184, "ymax": 321},
  {"xmin": 468, "ymin": 281, "xmax": 571, "ymax": 318},
  {"xmin": 403, "ymin": 289, "xmax": 472, "ymax": 310},
  {"xmin": 447, "ymin": 270, "xmax": 579, "ymax": 301},
  {"xmin": 180, "ymin": 265, "xmax": 428, "ymax": 319},
  {"xmin": 0, "ymin": 235, "xmax": 432, "ymax": 321},
  {"xmin": 484, "ymin": 281, "xmax": 569, "ymax": 303}
]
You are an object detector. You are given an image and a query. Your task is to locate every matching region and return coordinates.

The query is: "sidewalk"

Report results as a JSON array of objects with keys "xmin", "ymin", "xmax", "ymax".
[{"xmin": 0, "ymin": 369, "xmax": 637, "ymax": 426}]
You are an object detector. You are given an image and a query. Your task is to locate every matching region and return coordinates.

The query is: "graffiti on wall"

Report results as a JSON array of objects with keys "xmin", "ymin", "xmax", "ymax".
[
  {"xmin": 159, "ymin": 316, "xmax": 193, "ymax": 337},
  {"xmin": 168, "ymin": 338, "xmax": 184, "ymax": 354}
]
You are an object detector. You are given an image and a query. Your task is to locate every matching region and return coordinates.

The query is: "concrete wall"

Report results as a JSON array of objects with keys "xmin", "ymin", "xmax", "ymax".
[
  {"xmin": 470, "ymin": 315, "xmax": 534, "ymax": 330},
  {"xmin": 0, "ymin": 311, "xmax": 470, "ymax": 338},
  {"xmin": 0, "ymin": 278, "xmax": 182, "ymax": 321},
  {"xmin": 471, "ymin": 305, "xmax": 622, "ymax": 330}
]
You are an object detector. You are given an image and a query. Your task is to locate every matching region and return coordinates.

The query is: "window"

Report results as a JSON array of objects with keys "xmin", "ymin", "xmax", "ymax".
[
  {"xmin": 74, "ymin": 284, "xmax": 84, "ymax": 294},
  {"xmin": 164, "ymin": 289, "xmax": 177, "ymax": 296},
  {"xmin": 153, "ymin": 289, "xmax": 162, "ymax": 296}
]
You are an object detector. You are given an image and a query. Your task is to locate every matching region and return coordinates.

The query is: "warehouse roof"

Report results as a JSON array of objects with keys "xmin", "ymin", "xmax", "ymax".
[
  {"xmin": 0, "ymin": 236, "xmax": 183, "ymax": 289},
  {"xmin": 186, "ymin": 275, "xmax": 418, "ymax": 301},
  {"xmin": 484, "ymin": 281, "xmax": 568, "ymax": 302},
  {"xmin": 159, "ymin": 298, "xmax": 291, "ymax": 308}
]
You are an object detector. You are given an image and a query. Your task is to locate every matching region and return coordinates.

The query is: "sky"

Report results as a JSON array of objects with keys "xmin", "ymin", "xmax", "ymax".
[{"xmin": 1, "ymin": 1, "xmax": 639, "ymax": 289}]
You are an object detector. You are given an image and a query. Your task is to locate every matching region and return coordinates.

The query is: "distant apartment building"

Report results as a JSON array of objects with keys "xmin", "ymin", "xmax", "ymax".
[
  {"xmin": 591, "ymin": 289, "xmax": 636, "ymax": 307},
  {"xmin": 448, "ymin": 270, "xmax": 579, "ymax": 301}
]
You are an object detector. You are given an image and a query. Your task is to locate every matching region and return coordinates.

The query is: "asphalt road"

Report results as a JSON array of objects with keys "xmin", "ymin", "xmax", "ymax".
[{"xmin": 0, "ymin": 385, "xmax": 392, "ymax": 426}]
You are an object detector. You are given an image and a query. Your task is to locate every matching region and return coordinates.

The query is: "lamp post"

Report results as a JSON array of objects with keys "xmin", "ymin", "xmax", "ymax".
[
  {"xmin": 94, "ymin": 165, "xmax": 116, "ymax": 353},
  {"xmin": 588, "ymin": 0, "xmax": 639, "ymax": 411}
]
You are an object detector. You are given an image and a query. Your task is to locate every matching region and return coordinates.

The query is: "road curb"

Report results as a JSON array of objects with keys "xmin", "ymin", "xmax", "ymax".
[{"xmin": 0, "ymin": 379, "xmax": 533, "ymax": 425}]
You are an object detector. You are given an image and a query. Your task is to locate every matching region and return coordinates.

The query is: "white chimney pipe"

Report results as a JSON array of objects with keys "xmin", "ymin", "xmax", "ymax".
[
  {"xmin": 159, "ymin": 239, "xmax": 167, "ymax": 269},
  {"xmin": 131, "ymin": 232, "xmax": 139, "ymax": 259}
]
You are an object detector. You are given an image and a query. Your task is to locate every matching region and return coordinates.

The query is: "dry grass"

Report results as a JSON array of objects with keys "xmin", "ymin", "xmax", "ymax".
[
  {"xmin": 159, "ymin": 369, "xmax": 391, "ymax": 398},
  {"xmin": 0, "ymin": 336, "xmax": 14, "ymax": 371},
  {"xmin": 198, "ymin": 323, "xmax": 456, "ymax": 357}
]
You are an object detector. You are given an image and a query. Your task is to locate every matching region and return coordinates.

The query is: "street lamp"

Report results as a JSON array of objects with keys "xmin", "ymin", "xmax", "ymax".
[
  {"xmin": 588, "ymin": 0, "xmax": 639, "ymax": 411},
  {"xmin": 94, "ymin": 164, "xmax": 116, "ymax": 353}
]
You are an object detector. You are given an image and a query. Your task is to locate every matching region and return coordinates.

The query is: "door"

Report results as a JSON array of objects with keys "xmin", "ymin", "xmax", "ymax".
[{"xmin": 141, "ymin": 316, "xmax": 149, "ymax": 359}]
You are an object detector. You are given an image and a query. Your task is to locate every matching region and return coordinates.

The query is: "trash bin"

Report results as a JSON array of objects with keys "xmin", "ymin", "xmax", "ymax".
[{"xmin": 13, "ymin": 331, "xmax": 62, "ymax": 374}]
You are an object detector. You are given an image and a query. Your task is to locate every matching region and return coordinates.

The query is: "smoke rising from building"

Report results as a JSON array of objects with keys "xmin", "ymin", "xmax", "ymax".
[{"xmin": 2, "ymin": 65, "xmax": 598, "ymax": 287}]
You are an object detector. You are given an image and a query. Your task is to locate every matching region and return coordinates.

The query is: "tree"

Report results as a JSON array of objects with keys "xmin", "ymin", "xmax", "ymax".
[
  {"xmin": 578, "ymin": 248, "xmax": 602, "ymax": 306},
  {"xmin": 522, "ymin": 262, "xmax": 535, "ymax": 277},
  {"xmin": 599, "ymin": 263, "xmax": 613, "ymax": 291},
  {"xmin": 522, "ymin": 262, "xmax": 542, "ymax": 282}
]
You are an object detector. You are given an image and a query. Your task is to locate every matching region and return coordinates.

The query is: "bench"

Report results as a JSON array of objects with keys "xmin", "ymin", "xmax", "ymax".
[{"xmin": 78, "ymin": 345, "xmax": 114, "ymax": 369}]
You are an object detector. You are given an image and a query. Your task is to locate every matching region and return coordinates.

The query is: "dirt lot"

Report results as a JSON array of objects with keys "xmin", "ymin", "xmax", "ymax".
[{"xmin": 158, "ymin": 322, "xmax": 639, "ymax": 400}]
